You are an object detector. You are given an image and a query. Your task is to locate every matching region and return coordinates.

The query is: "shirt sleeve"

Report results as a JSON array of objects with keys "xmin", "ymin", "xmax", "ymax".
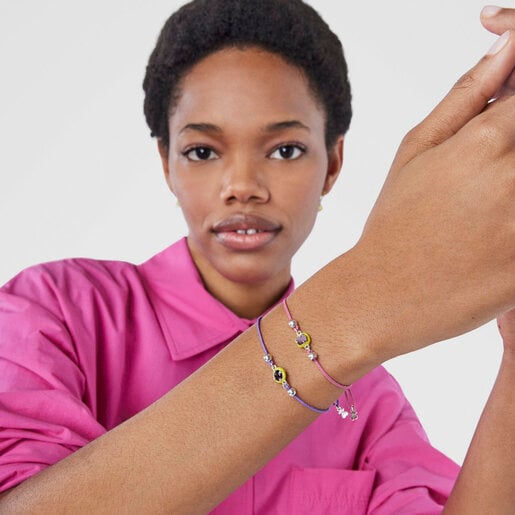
[
  {"xmin": 0, "ymin": 265, "xmax": 106, "ymax": 493},
  {"xmin": 357, "ymin": 370, "xmax": 460, "ymax": 514}
]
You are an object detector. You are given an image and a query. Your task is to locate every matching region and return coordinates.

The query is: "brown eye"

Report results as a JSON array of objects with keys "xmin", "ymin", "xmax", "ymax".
[
  {"xmin": 269, "ymin": 144, "xmax": 305, "ymax": 160},
  {"xmin": 184, "ymin": 146, "xmax": 218, "ymax": 161}
]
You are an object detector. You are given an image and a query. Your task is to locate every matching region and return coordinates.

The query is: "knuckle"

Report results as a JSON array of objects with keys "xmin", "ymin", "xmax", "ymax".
[
  {"xmin": 453, "ymin": 69, "xmax": 490, "ymax": 106},
  {"xmin": 472, "ymin": 116, "xmax": 507, "ymax": 153},
  {"xmin": 453, "ymin": 71, "xmax": 476, "ymax": 91},
  {"xmin": 399, "ymin": 127, "xmax": 418, "ymax": 149},
  {"xmin": 471, "ymin": 95, "xmax": 515, "ymax": 156},
  {"xmin": 402, "ymin": 123, "xmax": 441, "ymax": 150}
]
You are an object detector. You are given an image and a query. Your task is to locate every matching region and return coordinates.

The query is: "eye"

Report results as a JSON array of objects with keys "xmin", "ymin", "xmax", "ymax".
[
  {"xmin": 183, "ymin": 146, "xmax": 219, "ymax": 161},
  {"xmin": 269, "ymin": 144, "xmax": 306, "ymax": 160}
]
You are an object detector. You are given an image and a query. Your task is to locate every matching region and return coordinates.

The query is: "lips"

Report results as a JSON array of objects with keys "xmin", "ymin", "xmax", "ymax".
[{"xmin": 212, "ymin": 214, "xmax": 281, "ymax": 251}]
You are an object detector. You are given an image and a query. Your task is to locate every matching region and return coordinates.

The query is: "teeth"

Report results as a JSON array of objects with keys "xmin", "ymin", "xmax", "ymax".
[{"xmin": 235, "ymin": 228, "xmax": 260, "ymax": 235}]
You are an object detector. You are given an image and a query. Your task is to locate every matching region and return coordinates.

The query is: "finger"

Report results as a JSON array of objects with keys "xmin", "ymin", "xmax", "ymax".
[
  {"xmin": 469, "ymin": 92, "xmax": 515, "ymax": 144},
  {"xmin": 482, "ymin": 88, "xmax": 515, "ymax": 111},
  {"xmin": 480, "ymin": 6, "xmax": 515, "ymax": 35},
  {"xmin": 496, "ymin": 73, "xmax": 515, "ymax": 99},
  {"xmin": 480, "ymin": 7, "xmax": 515, "ymax": 98},
  {"xmin": 393, "ymin": 30, "xmax": 515, "ymax": 169}
]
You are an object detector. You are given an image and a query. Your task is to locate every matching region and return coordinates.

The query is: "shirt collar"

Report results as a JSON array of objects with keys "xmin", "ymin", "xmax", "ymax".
[{"xmin": 138, "ymin": 237, "xmax": 294, "ymax": 361}]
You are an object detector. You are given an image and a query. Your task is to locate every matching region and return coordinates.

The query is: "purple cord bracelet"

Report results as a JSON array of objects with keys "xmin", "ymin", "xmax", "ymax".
[{"xmin": 256, "ymin": 316, "xmax": 330, "ymax": 415}]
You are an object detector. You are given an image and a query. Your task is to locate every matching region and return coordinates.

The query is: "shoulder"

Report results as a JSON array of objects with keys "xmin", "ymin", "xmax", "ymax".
[
  {"xmin": 1, "ymin": 257, "xmax": 140, "ymax": 309},
  {"xmin": 0, "ymin": 254, "xmax": 162, "ymax": 396},
  {"xmin": 1, "ymin": 237, "xmax": 191, "ymax": 302},
  {"xmin": 0, "ymin": 238, "xmax": 188, "ymax": 326}
]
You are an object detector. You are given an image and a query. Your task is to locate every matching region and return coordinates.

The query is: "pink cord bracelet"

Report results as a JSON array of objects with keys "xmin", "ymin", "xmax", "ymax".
[{"xmin": 282, "ymin": 298, "xmax": 358, "ymax": 421}]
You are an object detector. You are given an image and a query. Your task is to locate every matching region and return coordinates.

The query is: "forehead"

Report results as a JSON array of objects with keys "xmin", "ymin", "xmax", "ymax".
[{"xmin": 169, "ymin": 47, "xmax": 326, "ymax": 136}]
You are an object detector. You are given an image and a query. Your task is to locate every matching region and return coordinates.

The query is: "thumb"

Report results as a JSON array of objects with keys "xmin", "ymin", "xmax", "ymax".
[
  {"xmin": 393, "ymin": 30, "xmax": 515, "ymax": 170},
  {"xmin": 480, "ymin": 6, "xmax": 515, "ymax": 36}
]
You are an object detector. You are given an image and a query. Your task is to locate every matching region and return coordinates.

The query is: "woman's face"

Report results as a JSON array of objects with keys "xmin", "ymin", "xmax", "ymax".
[{"xmin": 159, "ymin": 47, "xmax": 343, "ymax": 290}]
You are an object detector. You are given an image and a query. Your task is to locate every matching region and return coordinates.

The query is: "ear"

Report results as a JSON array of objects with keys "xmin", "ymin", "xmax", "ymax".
[
  {"xmin": 322, "ymin": 135, "xmax": 344, "ymax": 195},
  {"xmin": 157, "ymin": 139, "xmax": 175, "ymax": 194}
]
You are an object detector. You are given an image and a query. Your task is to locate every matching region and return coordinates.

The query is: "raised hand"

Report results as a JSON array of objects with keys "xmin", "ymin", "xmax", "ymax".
[
  {"xmin": 480, "ymin": 7, "xmax": 515, "ymax": 350},
  {"xmin": 354, "ymin": 26, "xmax": 515, "ymax": 358}
]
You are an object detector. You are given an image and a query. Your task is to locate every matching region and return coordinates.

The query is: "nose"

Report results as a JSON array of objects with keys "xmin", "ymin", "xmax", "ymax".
[{"xmin": 220, "ymin": 156, "xmax": 270, "ymax": 205}]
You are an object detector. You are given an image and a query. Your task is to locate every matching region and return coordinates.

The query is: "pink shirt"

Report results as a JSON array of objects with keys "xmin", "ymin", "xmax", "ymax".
[{"xmin": 0, "ymin": 238, "xmax": 459, "ymax": 513}]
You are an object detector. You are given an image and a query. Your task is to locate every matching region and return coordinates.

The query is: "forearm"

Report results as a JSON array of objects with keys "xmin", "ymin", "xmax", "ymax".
[
  {"xmin": 0, "ymin": 247, "xmax": 382, "ymax": 514},
  {"xmin": 444, "ymin": 350, "xmax": 515, "ymax": 514},
  {"xmin": 1, "ymin": 244, "xmax": 512, "ymax": 513}
]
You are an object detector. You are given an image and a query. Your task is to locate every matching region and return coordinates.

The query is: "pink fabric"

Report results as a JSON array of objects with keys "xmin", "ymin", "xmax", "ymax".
[{"xmin": 0, "ymin": 237, "xmax": 459, "ymax": 513}]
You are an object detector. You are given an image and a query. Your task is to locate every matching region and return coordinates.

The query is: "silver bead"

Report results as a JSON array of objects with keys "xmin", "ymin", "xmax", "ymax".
[
  {"xmin": 287, "ymin": 388, "xmax": 296, "ymax": 397},
  {"xmin": 308, "ymin": 351, "xmax": 317, "ymax": 361},
  {"xmin": 288, "ymin": 320, "xmax": 297, "ymax": 329},
  {"xmin": 263, "ymin": 354, "xmax": 273, "ymax": 363}
]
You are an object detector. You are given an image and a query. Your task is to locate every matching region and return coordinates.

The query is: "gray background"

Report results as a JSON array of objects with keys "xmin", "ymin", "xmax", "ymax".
[{"xmin": 1, "ymin": 0, "xmax": 513, "ymax": 465}]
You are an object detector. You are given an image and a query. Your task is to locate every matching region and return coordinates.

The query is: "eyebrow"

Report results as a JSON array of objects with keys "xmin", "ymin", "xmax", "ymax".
[
  {"xmin": 262, "ymin": 120, "xmax": 311, "ymax": 133},
  {"xmin": 179, "ymin": 123, "xmax": 223, "ymax": 135},
  {"xmin": 178, "ymin": 120, "xmax": 310, "ymax": 135}
]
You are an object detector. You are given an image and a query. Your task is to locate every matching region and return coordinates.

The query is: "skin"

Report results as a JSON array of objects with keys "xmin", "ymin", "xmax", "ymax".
[
  {"xmin": 442, "ymin": 9, "xmax": 515, "ymax": 513},
  {"xmin": 158, "ymin": 47, "xmax": 343, "ymax": 319},
  {"xmin": 0, "ymin": 6, "xmax": 514, "ymax": 514}
]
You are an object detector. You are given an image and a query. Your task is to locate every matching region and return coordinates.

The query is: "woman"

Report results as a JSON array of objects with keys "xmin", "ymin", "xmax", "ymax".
[{"xmin": 0, "ymin": 0, "xmax": 514, "ymax": 512}]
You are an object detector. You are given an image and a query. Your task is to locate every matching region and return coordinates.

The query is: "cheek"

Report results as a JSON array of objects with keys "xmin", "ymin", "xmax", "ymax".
[
  {"xmin": 169, "ymin": 163, "xmax": 209, "ymax": 201},
  {"xmin": 169, "ymin": 174, "xmax": 209, "ymax": 225},
  {"xmin": 289, "ymin": 168, "xmax": 326, "ymax": 230},
  {"xmin": 288, "ymin": 166, "xmax": 326, "ymax": 209},
  {"xmin": 179, "ymin": 189, "xmax": 210, "ymax": 224},
  {"xmin": 283, "ymin": 180, "xmax": 322, "ymax": 233}
]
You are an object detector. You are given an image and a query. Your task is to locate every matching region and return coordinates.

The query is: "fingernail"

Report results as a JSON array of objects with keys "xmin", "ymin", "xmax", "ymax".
[
  {"xmin": 487, "ymin": 30, "xmax": 510, "ymax": 55},
  {"xmin": 481, "ymin": 5, "xmax": 502, "ymax": 18}
]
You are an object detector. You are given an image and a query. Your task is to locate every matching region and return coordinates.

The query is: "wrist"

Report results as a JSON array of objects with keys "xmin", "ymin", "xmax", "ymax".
[{"xmin": 286, "ymin": 244, "xmax": 393, "ymax": 386}]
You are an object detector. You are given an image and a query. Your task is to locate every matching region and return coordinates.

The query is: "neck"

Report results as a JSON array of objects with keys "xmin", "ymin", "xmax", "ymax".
[
  {"xmin": 205, "ymin": 276, "xmax": 292, "ymax": 320},
  {"xmin": 187, "ymin": 243, "xmax": 292, "ymax": 320}
]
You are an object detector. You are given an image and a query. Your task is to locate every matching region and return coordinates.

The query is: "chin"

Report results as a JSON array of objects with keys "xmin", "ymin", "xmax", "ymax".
[
  {"xmin": 221, "ymin": 265, "xmax": 283, "ymax": 285},
  {"xmin": 213, "ymin": 254, "xmax": 289, "ymax": 286}
]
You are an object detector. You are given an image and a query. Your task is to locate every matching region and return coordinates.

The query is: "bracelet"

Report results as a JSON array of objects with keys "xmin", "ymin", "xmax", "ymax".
[
  {"xmin": 256, "ymin": 316, "xmax": 330, "ymax": 414},
  {"xmin": 282, "ymin": 298, "xmax": 358, "ymax": 421},
  {"xmin": 283, "ymin": 298, "xmax": 348, "ymax": 389}
]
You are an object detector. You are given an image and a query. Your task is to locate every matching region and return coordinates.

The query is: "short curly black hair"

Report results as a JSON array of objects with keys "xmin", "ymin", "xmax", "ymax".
[{"xmin": 143, "ymin": 0, "xmax": 351, "ymax": 151}]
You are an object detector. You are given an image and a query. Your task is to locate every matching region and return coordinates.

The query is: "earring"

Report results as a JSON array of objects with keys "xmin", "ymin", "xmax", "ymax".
[{"xmin": 318, "ymin": 196, "xmax": 324, "ymax": 212}]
